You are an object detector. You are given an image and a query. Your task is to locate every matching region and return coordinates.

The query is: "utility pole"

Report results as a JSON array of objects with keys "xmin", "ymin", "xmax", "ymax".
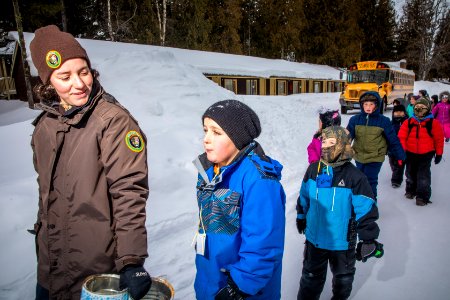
[{"xmin": 12, "ymin": 0, "xmax": 34, "ymax": 109}]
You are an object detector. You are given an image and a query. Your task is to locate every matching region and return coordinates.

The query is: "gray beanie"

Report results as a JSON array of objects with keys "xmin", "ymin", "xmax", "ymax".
[{"xmin": 202, "ymin": 100, "xmax": 261, "ymax": 150}]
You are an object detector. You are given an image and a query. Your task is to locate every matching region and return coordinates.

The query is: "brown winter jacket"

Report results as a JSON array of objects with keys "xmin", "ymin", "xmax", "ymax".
[{"xmin": 31, "ymin": 82, "xmax": 149, "ymax": 299}]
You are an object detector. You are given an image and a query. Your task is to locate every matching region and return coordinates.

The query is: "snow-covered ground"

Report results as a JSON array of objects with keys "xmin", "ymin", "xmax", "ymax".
[{"xmin": 1, "ymin": 35, "xmax": 450, "ymax": 299}]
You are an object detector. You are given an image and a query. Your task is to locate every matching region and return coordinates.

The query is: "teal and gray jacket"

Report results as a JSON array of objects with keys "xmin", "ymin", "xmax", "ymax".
[
  {"xmin": 297, "ymin": 161, "xmax": 379, "ymax": 250},
  {"xmin": 193, "ymin": 142, "xmax": 286, "ymax": 299}
]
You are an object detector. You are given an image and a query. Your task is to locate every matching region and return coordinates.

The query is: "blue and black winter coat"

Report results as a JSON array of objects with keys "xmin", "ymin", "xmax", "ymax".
[
  {"xmin": 193, "ymin": 142, "xmax": 286, "ymax": 299},
  {"xmin": 296, "ymin": 161, "xmax": 379, "ymax": 250},
  {"xmin": 347, "ymin": 91, "xmax": 406, "ymax": 163}
]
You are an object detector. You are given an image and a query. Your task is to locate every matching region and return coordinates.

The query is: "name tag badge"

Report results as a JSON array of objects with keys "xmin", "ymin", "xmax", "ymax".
[{"xmin": 196, "ymin": 232, "xmax": 206, "ymax": 256}]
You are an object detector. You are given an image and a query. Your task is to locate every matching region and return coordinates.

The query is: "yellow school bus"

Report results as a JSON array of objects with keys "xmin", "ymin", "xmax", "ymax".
[{"xmin": 339, "ymin": 60, "xmax": 415, "ymax": 114}]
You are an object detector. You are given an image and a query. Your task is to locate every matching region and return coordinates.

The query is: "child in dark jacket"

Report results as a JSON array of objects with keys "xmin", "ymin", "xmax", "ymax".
[
  {"xmin": 307, "ymin": 108, "xmax": 341, "ymax": 163},
  {"xmin": 346, "ymin": 92, "xmax": 406, "ymax": 200},
  {"xmin": 296, "ymin": 126, "xmax": 383, "ymax": 300},
  {"xmin": 389, "ymin": 104, "xmax": 408, "ymax": 188},
  {"xmin": 398, "ymin": 98, "xmax": 444, "ymax": 206}
]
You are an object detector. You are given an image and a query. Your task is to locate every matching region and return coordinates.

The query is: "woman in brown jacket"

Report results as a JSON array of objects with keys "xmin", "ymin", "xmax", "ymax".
[{"xmin": 29, "ymin": 25, "xmax": 151, "ymax": 300}]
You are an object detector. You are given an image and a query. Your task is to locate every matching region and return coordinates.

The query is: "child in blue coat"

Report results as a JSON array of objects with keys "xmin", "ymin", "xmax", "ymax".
[
  {"xmin": 194, "ymin": 100, "xmax": 286, "ymax": 300},
  {"xmin": 296, "ymin": 126, "xmax": 383, "ymax": 300}
]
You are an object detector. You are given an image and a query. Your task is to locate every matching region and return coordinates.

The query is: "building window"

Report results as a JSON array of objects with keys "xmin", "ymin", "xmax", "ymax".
[
  {"xmin": 334, "ymin": 82, "xmax": 341, "ymax": 92},
  {"xmin": 327, "ymin": 82, "xmax": 333, "ymax": 92},
  {"xmin": 313, "ymin": 81, "xmax": 322, "ymax": 93},
  {"xmin": 223, "ymin": 79, "xmax": 237, "ymax": 93},
  {"xmin": 246, "ymin": 79, "xmax": 258, "ymax": 95},
  {"xmin": 293, "ymin": 81, "xmax": 302, "ymax": 94},
  {"xmin": 277, "ymin": 80, "xmax": 286, "ymax": 95}
]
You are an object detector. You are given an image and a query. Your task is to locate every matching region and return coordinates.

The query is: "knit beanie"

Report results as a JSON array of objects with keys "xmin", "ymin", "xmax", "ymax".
[
  {"xmin": 202, "ymin": 100, "xmax": 261, "ymax": 150},
  {"xmin": 393, "ymin": 104, "xmax": 406, "ymax": 114},
  {"xmin": 419, "ymin": 89, "xmax": 428, "ymax": 97},
  {"xmin": 319, "ymin": 109, "xmax": 341, "ymax": 130},
  {"xmin": 30, "ymin": 25, "xmax": 90, "ymax": 84},
  {"xmin": 414, "ymin": 97, "xmax": 431, "ymax": 111}
]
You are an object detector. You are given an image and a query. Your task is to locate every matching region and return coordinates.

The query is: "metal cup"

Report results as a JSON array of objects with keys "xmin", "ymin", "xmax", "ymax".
[
  {"xmin": 81, "ymin": 274, "xmax": 128, "ymax": 300},
  {"xmin": 141, "ymin": 277, "xmax": 174, "ymax": 300}
]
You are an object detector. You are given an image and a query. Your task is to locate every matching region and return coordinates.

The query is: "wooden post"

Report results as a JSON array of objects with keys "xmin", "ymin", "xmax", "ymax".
[{"xmin": 12, "ymin": 0, "xmax": 35, "ymax": 109}]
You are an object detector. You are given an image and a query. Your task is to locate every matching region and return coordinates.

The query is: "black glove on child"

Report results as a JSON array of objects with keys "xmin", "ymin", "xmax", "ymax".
[
  {"xmin": 119, "ymin": 265, "xmax": 152, "ymax": 300},
  {"xmin": 434, "ymin": 155, "xmax": 442, "ymax": 164},
  {"xmin": 296, "ymin": 219, "xmax": 306, "ymax": 234},
  {"xmin": 215, "ymin": 272, "xmax": 249, "ymax": 300},
  {"xmin": 356, "ymin": 240, "xmax": 384, "ymax": 262}
]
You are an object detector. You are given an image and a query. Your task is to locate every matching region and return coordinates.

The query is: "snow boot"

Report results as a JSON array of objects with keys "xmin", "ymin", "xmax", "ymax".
[
  {"xmin": 405, "ymin": 192, "xmax": 415, "ymax": 199},
  {"xmin": 392, "ymin": 183, "xmax": 401, "ymax": 188},
  {"xmin": 416, "ymin": 197, "xmax": 428, "ymax": 206}
]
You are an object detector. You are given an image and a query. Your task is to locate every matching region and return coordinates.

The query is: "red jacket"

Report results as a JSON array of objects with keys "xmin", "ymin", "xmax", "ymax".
[{"xmin": 398, "ymin": 116, "xmax": 444, "ymax": 155}]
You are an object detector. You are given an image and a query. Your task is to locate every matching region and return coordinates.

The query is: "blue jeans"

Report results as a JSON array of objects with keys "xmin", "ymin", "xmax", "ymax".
[{"xmin": 355, "ymin": 161, "xmax": 383, "ymax": 200}]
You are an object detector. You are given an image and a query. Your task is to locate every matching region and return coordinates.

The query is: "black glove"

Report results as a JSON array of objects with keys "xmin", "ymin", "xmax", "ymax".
[
  {"xmin": 215, "ymin": 272, "xmax": 249, "ymax": 300},
  {"xmin": 434, "ymin": 155, "xmax": 442, "ymax": 164},
  {"xmin": 296, "ymin": 218, "xmax": 306, "ymax": 234},
  {"xmin": 119, "ymin": 265, "xmax": 152, "ymax": 300},
  {"xmin": 356, "ymin": 240, "xmax": 384, "ymax": 262}
]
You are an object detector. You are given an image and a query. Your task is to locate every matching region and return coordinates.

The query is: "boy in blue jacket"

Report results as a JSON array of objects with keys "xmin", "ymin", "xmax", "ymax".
[
  {"xmin": 296, "ymin": 126, "xmax": 383, "ymax": 300},
  {"xmin": 346, "ymin": 91, "xmax": 406, "ymax": 200},
  {"xmin": 193, "ymin": 100, "xmax": 286, "ymax": 300}
]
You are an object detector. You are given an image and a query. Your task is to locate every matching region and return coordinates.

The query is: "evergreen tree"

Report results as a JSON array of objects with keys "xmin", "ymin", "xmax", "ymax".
[
  {"xmin": 252, "ymin": 0, "xmax": 304, "ymax": 60},
  {"xmin": 208, "ymin": 0, "xmax": 243, "ymax": 54},
  {"xmin": 358, "ymin": 0, "xmax": 397, "ymax": 61},
  {"xmin": 299, "ymin": 0, "xmax": 361, "ymax": 66},
  {"xmin": 397, "ymin": 0, "xmax": 449, "ymax": 80},
  {"xmin": 168, "ymin": 0, "xmax": 212, "ymax": 50}
]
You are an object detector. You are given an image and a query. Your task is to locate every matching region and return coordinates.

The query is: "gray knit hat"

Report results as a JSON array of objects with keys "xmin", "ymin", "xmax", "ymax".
[
  {"xmin": 30, "ymin": 25, "xmax": 90, "ymax": 84},
  {"xmin": 202, "ymin": 100, "xmax": 261, "ymax": 150}
]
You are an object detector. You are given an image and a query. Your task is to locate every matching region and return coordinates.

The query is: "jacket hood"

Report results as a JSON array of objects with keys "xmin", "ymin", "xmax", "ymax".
[
  {"xmin": 412, "ymin": 113, "xmax": 433, "ymax": 122},
  {"xmin": 359, "ymin": 91, "xmax": 383, "ymax": 116},
  {"xmin": 196, "ymin": 141, "xmax": 283, "ymax": 180}
]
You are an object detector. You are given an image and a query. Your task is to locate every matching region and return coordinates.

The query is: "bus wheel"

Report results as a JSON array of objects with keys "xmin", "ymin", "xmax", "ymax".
[{"xmin": 341, "ymin": 106, "xmax": 347, "ymax": 114}]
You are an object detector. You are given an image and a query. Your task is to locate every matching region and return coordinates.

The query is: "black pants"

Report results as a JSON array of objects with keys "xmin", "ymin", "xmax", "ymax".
[
  {"xmin": 388, "ymin": 154, "xmax": 406, "ymax": 185},
  {"xmin": 405, "ymin": 151, "xmax": 434, "ymax": 200},
  {"xmin": 36, "ymin": 283, "xmax": 49, "ymax": 300},
  {"xmin": 298, "ymin": 241, "xmax": 356, "ymax": 300}
]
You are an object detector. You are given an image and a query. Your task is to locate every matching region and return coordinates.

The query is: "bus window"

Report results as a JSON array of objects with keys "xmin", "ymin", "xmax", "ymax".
[{"xmin": 347, "ymin": 70, "xmax": 388, "ymax": 85}]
